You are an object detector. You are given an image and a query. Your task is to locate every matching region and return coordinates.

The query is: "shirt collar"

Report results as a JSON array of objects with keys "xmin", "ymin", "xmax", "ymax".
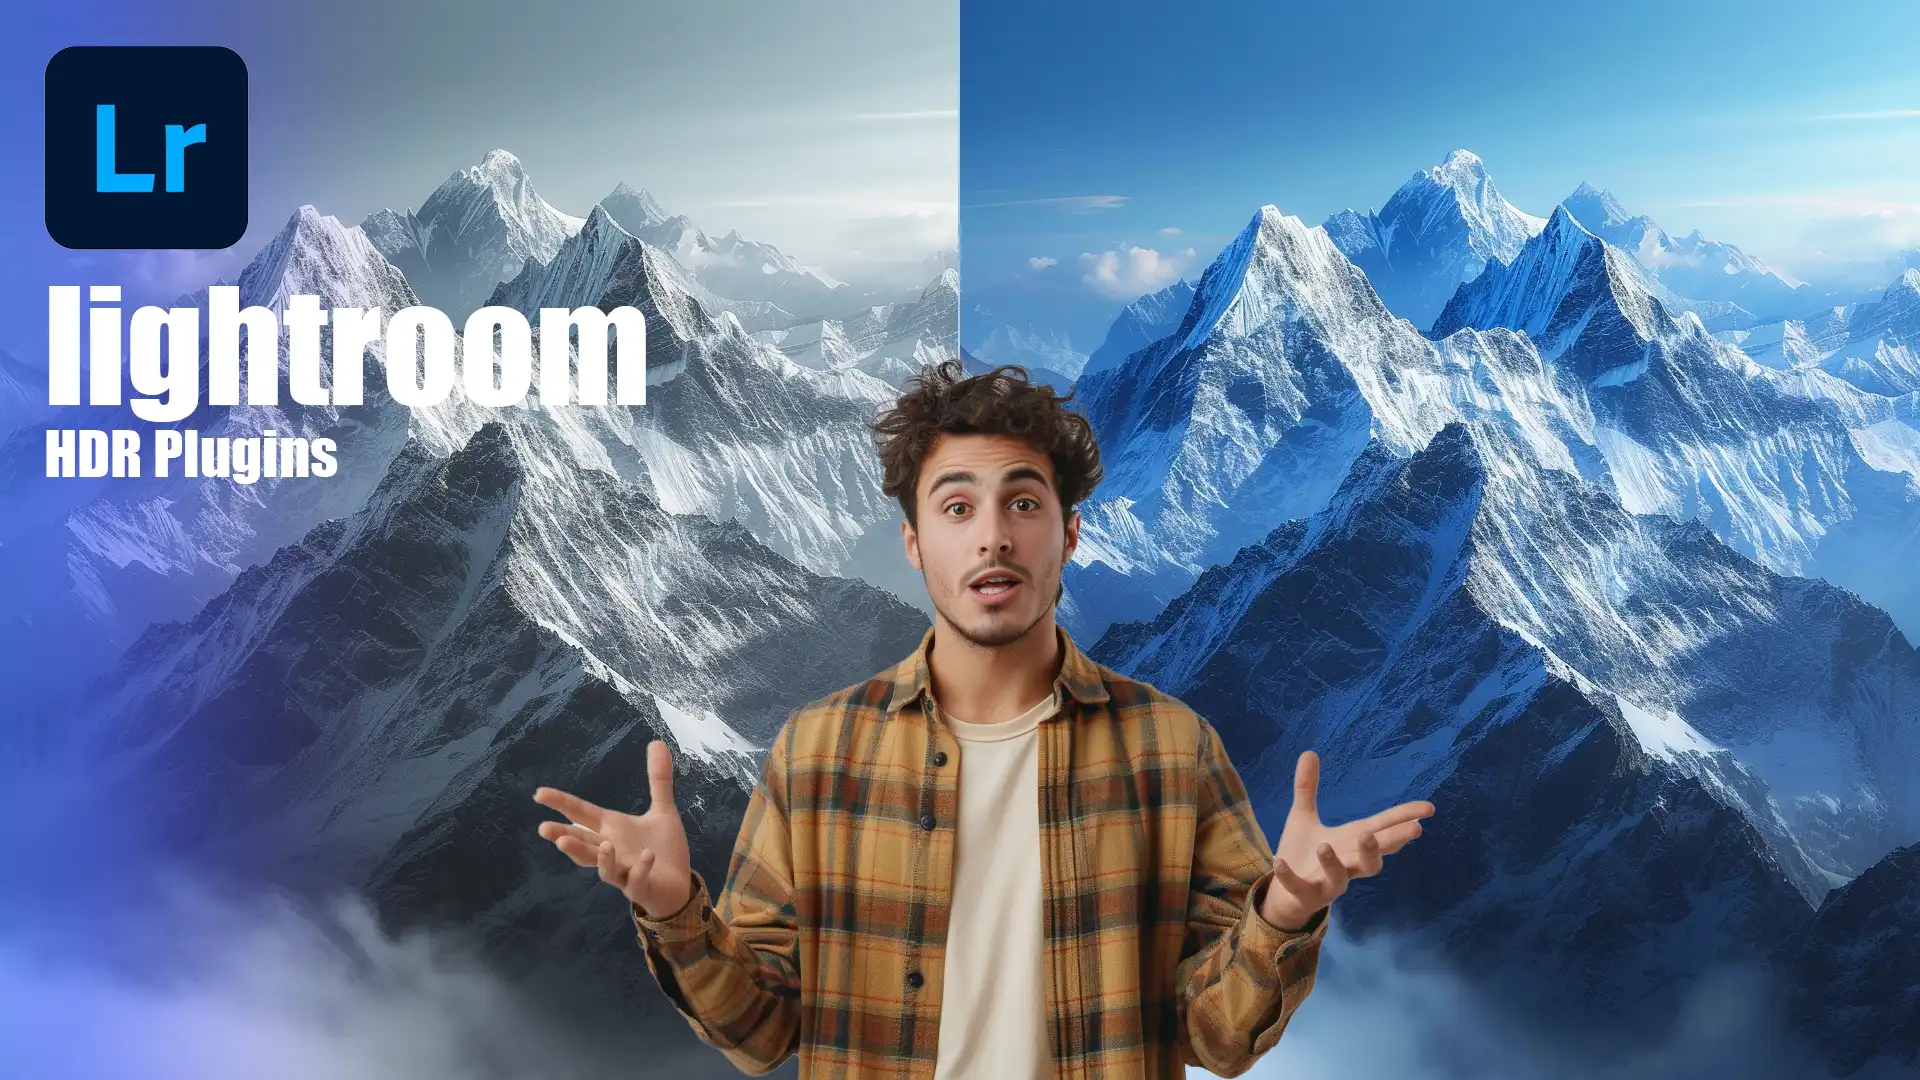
[{"xmin": 884, "ymin": 622, "xmax": 1111, "ymax": 718}]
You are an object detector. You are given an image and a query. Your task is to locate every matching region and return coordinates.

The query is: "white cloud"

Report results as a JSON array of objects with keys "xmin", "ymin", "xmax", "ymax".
[
  {"xmin": 850, "ymin": 108, "xmax": 958, "ymax": 121},
  {"xmin": 1230, "ymin": 922, "xmax": 1831, "ymax": 1080},
  {"xmin": 1078, "ymin": 245, "xmax": 1197, "ymax": 300},
  {"xmin": 1811, "ymin": 108, "xmax": 1920, "ymax": 121},
  {"xmin": 1160, "ymin": 226, "xmax": 1182, "ymax": 235},
  {"xmin": 1029, "ymin": 256, "xmax": 1058, "ymax": 270},
  {"xmin": 0, "ymin": 871, "xmax": 710, "ymax": 1080},
  {"xmin": 966, "ymin": 195, "xmax": 1129, "ymax": 212}
]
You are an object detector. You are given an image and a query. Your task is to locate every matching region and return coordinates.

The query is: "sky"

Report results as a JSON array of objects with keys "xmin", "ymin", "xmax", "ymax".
[
  {"xmin": 0, "ymin": 0, "xmax": 957, "ymax": 358},
  {"xmin": 961, "ymin": 0, "xmax": 1920, "ymax": 351}
]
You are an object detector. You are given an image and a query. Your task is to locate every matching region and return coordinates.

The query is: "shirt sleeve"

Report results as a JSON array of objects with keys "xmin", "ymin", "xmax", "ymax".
[
  {"xmin": 631, "ymin": 713, "xmax": 803, "ymax": 1076},
  {"xmin": 1175, "ymin": 718, "xmax": 1330, "ymax": 1077}
]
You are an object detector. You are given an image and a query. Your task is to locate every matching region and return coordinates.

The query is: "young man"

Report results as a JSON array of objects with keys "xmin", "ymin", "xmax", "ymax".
[{"xmin": 534, "ymin": 361, "xmax": 1434, "ymax": 1079}]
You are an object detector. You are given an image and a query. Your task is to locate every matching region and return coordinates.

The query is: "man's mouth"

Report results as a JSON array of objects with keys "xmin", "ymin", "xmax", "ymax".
[{"xmin": 968, "ymin": 573, "xmax": 1021, "ymax": 597}]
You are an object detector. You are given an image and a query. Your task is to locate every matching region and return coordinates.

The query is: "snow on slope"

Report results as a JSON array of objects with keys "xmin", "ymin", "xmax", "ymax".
[
  {"xmin": 360, "ymin": 149, "xmax": 583, "ymax": 317},
  {"xmin": 73, "ymin": 413, "xmax": 928, "ymax": 1032},
  {"xmin": 755, "ymin": 267, "xmax": 958, "ymax": 386},
  {"xmin": 484, "ymin": 204, "xmax": 906, "ymax": 586},
  {"xmin": 0, "ymin": 206, "xmax": 488, "ymax": 715},
  {"xmin": 1322, "ymin": 148, "xmax": 1546, "ymax": 331},
  {"xmin": 1092, "ymin": 420, "xmax": 1920, "ymax": 1025},
  {"xmin": 1434, "ymin": 206, "xmax": 1920, "ymax": 642}
]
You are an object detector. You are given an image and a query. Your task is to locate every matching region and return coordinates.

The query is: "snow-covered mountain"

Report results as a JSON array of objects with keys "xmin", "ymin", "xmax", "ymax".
[
  {"xmin": 359, "ymin": 150, "xmax": 585, "ymax": 317},
  {"xmin": 1080, "ymin": 280, "xmax": 1195, "ymax": 380},
  {"xmin": 1092, "ymin": 419, "xmax": 1920, "ymax": 1028},
  {"xmin": 0, "ymin": 349, "xmax": 52, "ymax": 445},
  {"xmin": 484, "ymin": 204, "xmax": 911, "ymax": 595},
  {"xmin": 76, "ymin": 412, "xmax": 928, "ymax": 1045},
  {"xmin": 755, "ymin": 267, "xmax": 958, "ymax": 386},
  {"xmin": 1561, "ymin": 181, "xmax": 1833, "ymax": 322},
  {"xmin": 966, "ymin": 316, "xmax": 1089, "ymax": 382},
  {"xmin": 1778, "ymin": 842, "xmax": 1920, "ymax": 1076},
  {"xmin": 1065, "ymin": 203, "xmax": 1586, "ymax": 640},
  {"xmin": 1322, "ymin": 148, "xmax": 1547, "ymax": 331},
  {"xmin": 1434, "ymin": 204, "xmax": 1920, "ymax": 641},
  {"xmin": 0, "ymin": 206, "xmax": 470, "ymax": 716},
  {"xmin": 596, "ymin": 186, "xmax": 851, "ymax": 320},
  {"xmin": 1720, "ymin": 269, "xmax": 1920, "ymax": 397}
]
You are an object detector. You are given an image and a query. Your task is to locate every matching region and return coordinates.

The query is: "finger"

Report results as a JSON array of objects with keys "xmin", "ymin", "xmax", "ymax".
[
  {"xmin": 538, "ymin": 821, "xmax": 604, "ymax": 848},
  {"xmin": 1373, "ymin": 818, "xmax": 1425, "ymax": 854},
  {"xmin": 1354, "ymin": 831, "xmax": 1384, "ymax": 876},
  {"xmin": 534, "ymin": 787, "xmax": 606, "ymax": 831},
  {"xmin": 1316, "ymin": 842, "xmax": 1351, "ymax": 893},
  {"xmin": 1272, "ymin": 858, "xmax": 1325, "ymax": 907},
  {"xmin": 627, "ymin": 848, "xmax": 658, "ymax": 898},
  {"xmin": 553, "ymin": 834, "xmax": 599, "ymax": 867},
  {"xmin": 597, "ymin": 840, "xmax": 628, "ymax": 889},
  {"xmin": 1291, "ymin": 751, "xmax": 1321, "ymax": 824},
  {"xmin": 647, "ymin": 741, "xmax": 678, "ymax": 815},
  {"xmin": 1354, "ymin": 799, "xmax": 1434, "ymax": 834}
]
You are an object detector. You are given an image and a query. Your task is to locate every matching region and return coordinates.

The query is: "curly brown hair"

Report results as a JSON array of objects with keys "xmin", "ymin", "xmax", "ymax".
[{"xmin": 871, "ymin": 359, "xmax": 1103, "ymax": 529}]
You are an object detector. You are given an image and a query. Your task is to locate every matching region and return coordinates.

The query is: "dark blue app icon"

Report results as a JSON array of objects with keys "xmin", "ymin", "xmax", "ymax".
[{"xmin": 45, "ymin": 45, "xmax": 248, "ymax": 250}]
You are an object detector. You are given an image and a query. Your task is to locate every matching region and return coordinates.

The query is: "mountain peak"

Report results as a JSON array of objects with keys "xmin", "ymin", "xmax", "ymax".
[
  {"xmin": 1543, "ymin": 202, "xmax": 1596, "ymax": 245},
  {"xmin": 1564, "ymin": 182, "xmax": 1633, "ymax": 230},
  {"xmin": 581, "ymin": 202, "xmax": 635, "ymax": 245},
  {"xmin": 471, "ymin": 149, "xmax": 527, "ymax": 180},
  {"xmin": 603, "ymin": 182, "xmax": 670, "ymax": 230}
]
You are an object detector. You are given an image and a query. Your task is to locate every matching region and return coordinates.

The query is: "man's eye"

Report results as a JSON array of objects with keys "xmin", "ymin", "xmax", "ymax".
[
  {"xmin": 1012, "ymin": 497, "xmax": 1038, "ymax": 511},
  {"xmin": 944, "ymin": 502, "xmax": 969, "ymax": 516}
]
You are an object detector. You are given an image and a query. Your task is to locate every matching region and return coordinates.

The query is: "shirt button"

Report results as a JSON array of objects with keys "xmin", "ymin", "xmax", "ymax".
[
  {"xmin": 907, "ymin": 971, "xmax": 924, "ymax": 989},
  {"xmin": 932, "ymin": 751, "xmax": 948, "ymax": 767},
  {"xmin": 919, "ymin": 812, "xmax": 935, "ymax": 831}
]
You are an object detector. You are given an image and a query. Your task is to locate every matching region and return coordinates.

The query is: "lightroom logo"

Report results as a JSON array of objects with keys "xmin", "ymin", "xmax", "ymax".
[{"xmin": 44, "ymin": 46, "xmax": 248, "ymax": 250}]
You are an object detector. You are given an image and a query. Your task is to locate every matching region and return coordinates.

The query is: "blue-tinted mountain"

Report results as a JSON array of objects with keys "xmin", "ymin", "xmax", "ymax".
[{"xmin": 1323, "ymin": 148, "xmax": 1546, "ymax": 331}]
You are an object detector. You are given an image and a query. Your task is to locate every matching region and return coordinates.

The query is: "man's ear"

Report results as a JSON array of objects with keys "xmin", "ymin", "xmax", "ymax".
[
  {"xmin": 902, "ymin": 517, "xmax": 922, "ymax": 572},
  {"xmin": 1063, "ymin": 507, "xmax": 1080, "ymax": 562}
]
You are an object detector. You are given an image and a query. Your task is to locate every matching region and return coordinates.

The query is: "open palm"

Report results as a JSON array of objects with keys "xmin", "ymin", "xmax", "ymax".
[
  {"xmin": 534, "ymin": 740, "xmax": 695, "ymax": 919},
  {"xmin": 1261, "ymin": 750, "xmax": 1434, "ymax": 931}
]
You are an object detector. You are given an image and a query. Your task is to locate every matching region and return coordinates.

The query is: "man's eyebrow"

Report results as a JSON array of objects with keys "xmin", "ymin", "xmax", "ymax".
[
  {"xmin": 926, "ymin": 469, "xmax": 978, "ymax": 497},
  {"xmin": 1002, "ymin": 465, "xmax": 1050, "ymax": 489}
]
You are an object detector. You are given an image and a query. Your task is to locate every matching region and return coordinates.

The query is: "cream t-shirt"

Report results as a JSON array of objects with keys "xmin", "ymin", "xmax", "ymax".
[{"xmin": 931, "ymin": 688, "xmax": 1058, "ymax": 1080}]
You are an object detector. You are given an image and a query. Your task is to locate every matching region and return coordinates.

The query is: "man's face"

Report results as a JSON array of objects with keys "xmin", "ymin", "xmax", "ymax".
[{"xmin": 903, "ymin": 432, "xmax": 1079, "ymax": 649}]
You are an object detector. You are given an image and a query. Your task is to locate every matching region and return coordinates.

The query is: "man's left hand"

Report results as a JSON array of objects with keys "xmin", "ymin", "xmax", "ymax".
[{"xmin": 1259, "ymin": 750, "xmax": 1434, "ymax": 931}]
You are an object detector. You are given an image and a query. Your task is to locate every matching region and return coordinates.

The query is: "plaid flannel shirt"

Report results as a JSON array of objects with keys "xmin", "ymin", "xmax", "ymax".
[{"xmin": 633, "ymin": 624, "xmax": 1329, "ymax": 1078}]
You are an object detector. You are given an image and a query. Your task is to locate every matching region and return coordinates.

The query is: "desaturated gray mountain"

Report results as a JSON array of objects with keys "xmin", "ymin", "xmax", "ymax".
[
  {"xmin": 1080, "ymin": 280, "xmax": 1196, "ymax": 380},
  {"xmin": 1322, "ymin": 148, "xmax": 1547, "ymax": 331},
  {"xmin": 1561, "ymin": 181, "xmax": 1845, "ymax": 323},
  {"xmin": 360, "ymin": 149, "xmax": 585, "ymax": 317},
  {"xmin": 1091, "ymin": 419, "xmax": 1920, "ymax": 1037},
  {"xmin": 597, "ymin": 185, "xmax": 851, "ymax": 320},
  {"xmin": 76, "ymin": 413, "xmax": 927, "ymax": 1069},
  {"xmin": 0, "ymin": 206, "xmax": 476, "ymax": 717},
  {"xmin": 595, "ymin": 182, "xmax": 800, "ymax": 332},
  {"xmin": 1778, "ymin": 842, "xmax": 1920, "ymax": 1076},
  {"xmin": 484, "ymin": 204, "xmax": 914, "ymax": 596},
  {"xmin": 754, "ymin": 267, "xmax": 958, "ymax": 386}
]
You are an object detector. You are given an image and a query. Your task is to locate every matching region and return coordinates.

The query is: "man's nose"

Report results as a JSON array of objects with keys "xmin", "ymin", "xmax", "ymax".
[{"xmin": 977, "ymin": 505, "xmax": 1014, "ymax": 554}]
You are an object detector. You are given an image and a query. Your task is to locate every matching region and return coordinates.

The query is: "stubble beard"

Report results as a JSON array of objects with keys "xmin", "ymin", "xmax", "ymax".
[{"xmin": 927, "ymin": 570, "xmax": 1061, "ymax": 649}]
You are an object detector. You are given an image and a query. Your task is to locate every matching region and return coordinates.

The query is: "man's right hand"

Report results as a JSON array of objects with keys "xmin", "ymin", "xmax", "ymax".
[{"xmin": 535, "ymin": 739, "xmax": 694, "ymax": 920}]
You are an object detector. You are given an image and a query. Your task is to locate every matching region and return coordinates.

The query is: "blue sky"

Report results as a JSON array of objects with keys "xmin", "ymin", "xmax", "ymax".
[{"xmin": 961, "ymin": 0, "xmax": 1920, "ymax": 348}]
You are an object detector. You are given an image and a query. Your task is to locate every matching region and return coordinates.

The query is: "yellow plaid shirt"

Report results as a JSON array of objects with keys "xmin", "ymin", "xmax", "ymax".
[{"xmin": 634, "ymin": 624, "xmax": 1329, "ymax": 1078}]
